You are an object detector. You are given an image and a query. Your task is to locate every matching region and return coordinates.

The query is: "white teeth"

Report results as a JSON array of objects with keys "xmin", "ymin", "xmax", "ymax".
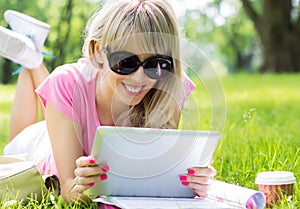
[{"xmin": 124, "ymin": 84, "xmax": 143, "ymax": 93}]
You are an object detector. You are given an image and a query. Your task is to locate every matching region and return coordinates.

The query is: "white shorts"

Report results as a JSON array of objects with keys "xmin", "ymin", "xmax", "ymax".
[{"xmin": 3, "ymin": 120, "xmax": 52, "ymax": 165}]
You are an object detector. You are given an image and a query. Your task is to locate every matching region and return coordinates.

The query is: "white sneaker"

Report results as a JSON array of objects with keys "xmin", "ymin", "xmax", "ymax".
[
  {"xmin": 0, "ymin": 26, "xmax": 43, "ymax": 69},
  {"xmin": 4, "ymin": 10, "xmax": 50, "ymax": 53}
]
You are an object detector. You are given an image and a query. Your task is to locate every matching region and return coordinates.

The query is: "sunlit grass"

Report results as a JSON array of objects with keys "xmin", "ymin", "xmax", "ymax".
[
  {"xmin": 215, "ymin": 73, "xmax": 300, "ymax": 209},
  {"xmin": 0, "ymin": 73, "xmax": 299, "ymax": 208}
]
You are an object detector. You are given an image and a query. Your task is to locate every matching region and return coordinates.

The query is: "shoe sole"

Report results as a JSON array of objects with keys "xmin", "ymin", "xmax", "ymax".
[
  {"xmin": 0, "ymin": 27, "xmax": 25, "ymax": 59},
  {"xmin": 4, "ymin": 10, "xmax": 50, "ymax": 30}
]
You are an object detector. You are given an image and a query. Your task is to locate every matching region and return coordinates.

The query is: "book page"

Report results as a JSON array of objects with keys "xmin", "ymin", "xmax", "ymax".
[
  {"xmin": 93, "ymin": 180, "xmax": 266, "ymax": 209},
  {"xmin": 94, "ymin": 196, "xmax": 234, "ymax": 209}
]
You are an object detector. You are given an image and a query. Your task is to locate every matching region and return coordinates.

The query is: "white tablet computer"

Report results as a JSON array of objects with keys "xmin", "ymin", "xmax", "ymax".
[{"xmin": 85, "ymin": 126, "xmax": 221, "ymax": 198}]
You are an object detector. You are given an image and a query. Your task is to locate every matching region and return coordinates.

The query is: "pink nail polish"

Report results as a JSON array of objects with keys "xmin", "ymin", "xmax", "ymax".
[
  {"xmin": 100, "ymin": 174, "xmax": 108, "ymax": 180},
  {"xmin": 180, "ymin": 175, "xmax": 187, "ymax": 181},
  {"xmin": 89, "ymin": 158, "xmax": 96, "ymax": 164},
  {"xmin": 102, "ymin": 165, "xmax": 110, "ymax": 172},
  {"xmin": 89, "ymin": 182, "xmax": 95, "ymax": 187},
  {"xmin": 188, "ymin": 169, "xmax": 195, "ymax": 175},
  {"xmin": 182, "ymin": 181, "xmax": 189, "ymax": 186}
]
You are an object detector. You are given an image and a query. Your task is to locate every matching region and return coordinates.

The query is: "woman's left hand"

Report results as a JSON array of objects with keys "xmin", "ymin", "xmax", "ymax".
[{"xmin": 179, "ymin": 165, "xmax": 216, "ymax": 197}]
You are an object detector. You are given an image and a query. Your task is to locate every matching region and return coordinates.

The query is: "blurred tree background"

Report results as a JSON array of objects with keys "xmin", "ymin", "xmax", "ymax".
[
  {"xmin": 0, "ymin": 0, "xmax": 99, "ymax": 84},
  {"xmin": 1, "ymin": 0, "xmax": 300, "ymax": 84}
]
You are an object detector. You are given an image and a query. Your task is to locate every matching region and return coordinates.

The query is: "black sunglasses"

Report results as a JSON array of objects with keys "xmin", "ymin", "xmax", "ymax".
[{"xmin": 106, "ymin": 51, "xmax": 173, "ymax": 80}]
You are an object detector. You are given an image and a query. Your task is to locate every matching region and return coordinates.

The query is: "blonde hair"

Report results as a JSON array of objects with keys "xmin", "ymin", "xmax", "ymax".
[{"xmin": 82, "ymin": 0, "xmax": 183, "ymax": 129}]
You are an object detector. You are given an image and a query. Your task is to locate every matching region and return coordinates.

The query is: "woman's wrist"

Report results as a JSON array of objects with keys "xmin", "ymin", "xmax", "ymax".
[{"xmin": 61, "ymin": 179, "xmax": 92, "ymax": 205}]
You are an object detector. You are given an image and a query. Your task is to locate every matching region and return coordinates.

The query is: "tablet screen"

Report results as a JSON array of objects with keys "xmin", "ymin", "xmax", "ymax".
[{"xmin": 85, "ymin": 126, "xmax": 220, "ymax": 198}]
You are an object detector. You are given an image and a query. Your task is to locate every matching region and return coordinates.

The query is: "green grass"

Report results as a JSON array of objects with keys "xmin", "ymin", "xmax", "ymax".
[
  {"xmin": 0, "ymin": 73, "xmax": 299, "ymax": 208},
  {"xmin": 214, "ymin": 74, "xmax": 300, "ymax": 209}
]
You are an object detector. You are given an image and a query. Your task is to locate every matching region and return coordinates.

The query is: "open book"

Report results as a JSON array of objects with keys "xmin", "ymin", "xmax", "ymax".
[{"xmin": 93, "ymin": 180, "xmax": 266, "ymax": 209}]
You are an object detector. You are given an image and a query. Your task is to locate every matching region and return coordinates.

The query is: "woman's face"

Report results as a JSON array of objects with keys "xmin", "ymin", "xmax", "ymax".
[
  {"xmin": 99, "ymin": 41, "xmax": 158, "ymax": 107},
  {"xmin": 106, "ymin": 54, "xmax": 157, "ymax": 106}
]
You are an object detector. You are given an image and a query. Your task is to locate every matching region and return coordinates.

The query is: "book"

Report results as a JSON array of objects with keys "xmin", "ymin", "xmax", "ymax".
[
  {"xmin": 0, "ymin": 155, "xmax": 45, "ymax": 202},
  {"xmin": 93, "ymin": 180, "xmax": 266, "ymax": 209}
]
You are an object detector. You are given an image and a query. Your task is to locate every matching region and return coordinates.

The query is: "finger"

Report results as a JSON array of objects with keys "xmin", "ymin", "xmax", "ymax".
[
  {"xmin": 194, "ymin": 188, "xmax": 210, "ymax": 198},
  {"xmin": 75, "ymin": 173, "xmax": 108, "ymax": 186},
  {"xmin": 75, "ymin": 165, "xmax": 110, "ymax": 177},
  {"xmin": 182, "ymin": 181, "xmax": 211, "ymax": 198},
  {"xmin": 187, "ymin": 166, "xmax": 216, "ymax": 177},
  {"xmin": 188, "ymin": 175, "xmax": 214, "ymax": 185},
  {"xmin": 75, "ymin": 166, "xmax": 104, "ymax": 177},
  {"xmin": 180, "ymin": 174, "xmax": 214, "ymax": 185},
  {"xmin": 71, "ymin": 181, "xmax": 93, "ymax": 194},
  {"xmin": 76, "ymin": 156, "xmax": 97, "ymax": 167}
]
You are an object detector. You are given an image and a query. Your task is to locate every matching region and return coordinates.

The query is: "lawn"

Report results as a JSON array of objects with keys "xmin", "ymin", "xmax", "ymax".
[
  {"xmin": 0, "ymin": 73, "xmax": 299, "ymax": 208},
  {"xmin": 213, "ymin": 74, "xmax": 299, "ymax": 209}
]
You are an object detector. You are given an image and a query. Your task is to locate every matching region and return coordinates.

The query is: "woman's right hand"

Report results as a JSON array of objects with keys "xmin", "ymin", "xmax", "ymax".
[
  {"xmin": 45, "ymin": 103, "xmax": 109, "ymax": 203},
  {"xmin": 64, "ymin": 156, "xmax": 109, "ymax": 203}
]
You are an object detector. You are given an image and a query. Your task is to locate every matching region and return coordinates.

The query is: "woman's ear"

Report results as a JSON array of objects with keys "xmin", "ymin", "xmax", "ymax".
[
  {"xmin": 89, "ymin": 40, "xmax": 100, "ymax": 56},
  {"xmin": 94, "ymin": 41, "xmax": 100, "ymax": 54},
  {"xmin": 90, "ymin": 40, "xmax": 104, "ymax": 65}
]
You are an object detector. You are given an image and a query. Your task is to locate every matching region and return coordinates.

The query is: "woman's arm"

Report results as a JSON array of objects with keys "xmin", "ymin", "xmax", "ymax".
[{"xmin": 45, "ymin": 102, "xmax": 108, "ymax": 203}]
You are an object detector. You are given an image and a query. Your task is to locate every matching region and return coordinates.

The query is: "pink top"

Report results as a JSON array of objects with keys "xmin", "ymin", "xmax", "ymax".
[{"xmin": 36, "ymin": 58, "xmax": 195, "ymax": 177}]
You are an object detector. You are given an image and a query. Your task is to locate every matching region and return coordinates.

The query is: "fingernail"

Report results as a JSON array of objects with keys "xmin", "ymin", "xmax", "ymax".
[
  {"xmin": 89, "ymin": 182, "xmax": 95, "ymax": 187},
  {"xmin": 188, "ymin": 169, "xmax": 195, "ymax": 175},
  {"xmin": 100, "ymin": 174, "xmax": 108, "ymax": 181},
  {"xmin": 89, "ymin": 158, "xmax": 96, "ymax": 164},
  {"xmin": 180, "ymin": 175, "xmax": 187, "ymax": 181},
  {"xmin": 182, "ymin": 181, "xmax": 189, "ymax": 186},
  {"xmin": 102, "ymin": 165, "xmax": 110, "ymax": 172},
  {"xmin": 210, "ymin": 157, "xmax": 215, "ymax": 164}
]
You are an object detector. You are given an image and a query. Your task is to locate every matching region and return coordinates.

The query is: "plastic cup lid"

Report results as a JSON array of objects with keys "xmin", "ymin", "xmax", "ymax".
[{"xmin": 255, "ymin": 171, "xmax": 296, "ymax": 185}]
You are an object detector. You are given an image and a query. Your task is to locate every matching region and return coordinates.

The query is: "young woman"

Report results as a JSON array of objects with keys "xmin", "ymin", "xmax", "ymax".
[{"xmin": 1, "ymin": 0, "xmax": 216, "ymax": 205}]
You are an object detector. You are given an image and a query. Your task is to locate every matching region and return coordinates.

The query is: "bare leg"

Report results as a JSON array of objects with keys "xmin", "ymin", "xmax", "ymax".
[
  {"xmin": 1, "ymin": 10, "xmax": 51, "ymax": 141},
  {"xmin": 8, "ymin": 63, "xmax": 49, "ymax": 141}
]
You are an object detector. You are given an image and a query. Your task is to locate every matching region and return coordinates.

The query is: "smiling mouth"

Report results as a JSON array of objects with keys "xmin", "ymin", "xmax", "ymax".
[{"xmin": 122, "ymin": 83, "xmax": 145, "ymax": 95}]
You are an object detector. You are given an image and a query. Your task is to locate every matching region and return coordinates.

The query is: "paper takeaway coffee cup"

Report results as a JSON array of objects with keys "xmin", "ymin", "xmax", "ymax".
[{"xmin": 255, "ymin": 171, "xmax": 296, "ymax": 208}]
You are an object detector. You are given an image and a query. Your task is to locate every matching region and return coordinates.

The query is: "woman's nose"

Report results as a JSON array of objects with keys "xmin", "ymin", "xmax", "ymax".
[{"xmin": 130, "ymin": 66, "xmax": 147, "ymax": 81}]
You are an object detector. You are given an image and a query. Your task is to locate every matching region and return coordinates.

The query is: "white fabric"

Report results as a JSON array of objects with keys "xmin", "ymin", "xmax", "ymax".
[{"xmin": 3, "ymin": 121, "xmax": 52, "ymax": 165}]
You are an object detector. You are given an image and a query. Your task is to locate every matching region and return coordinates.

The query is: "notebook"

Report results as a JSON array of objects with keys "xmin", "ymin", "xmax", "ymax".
[{"xmin": 85, "ymin": 126, "xmax": 221, "ymax": 198}]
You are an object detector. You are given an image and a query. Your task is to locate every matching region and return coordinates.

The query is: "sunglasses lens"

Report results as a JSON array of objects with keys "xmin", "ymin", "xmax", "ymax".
[
  {"xmin": 108, "ymin": 51, "xmax": 139, "ymax": 75},
  {"xmin": 119, "ymin": 57, "xmax": 140, "ymax": 74},
  {"xmin": 144, "ymin": 58, "xmax": 172, "ymax": 79},
  {"xmin": 108, "ymin": 51, "xmax": 173, "ymax": 79}
]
